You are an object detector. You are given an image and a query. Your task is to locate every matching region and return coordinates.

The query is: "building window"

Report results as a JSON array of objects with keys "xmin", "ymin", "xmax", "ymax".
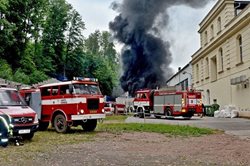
[
  {"xmin": 219, "ymin": 48, "xmax": 223, "ymax": 71},
  {"xmin": 205, "ymin": 57, "xmax": 209, "ymax": 78},
  {"xmin": 204, "ymin": 31, "xmax": 208, "ymax": 45},
  {"xmin": 237, "ymin": 35, "xmax": 243, "ymax": 63},
  {"xmin": 211, "ymin": 56, "xmax": 217, "ymax": 82},
  {"xmin": 196, "ymin": 64, "xmax": 199, "ymax": 83},
  {"xmin": 210, "ymin": 25, "xmax": 214, "ymax": 40},
  {"xmin": 217, "ymin": 17, "xmax": 221, "ymax": 33},
  {"xmin": 201, "ymin": 59, "xmax": 204, "ymax": 80}
]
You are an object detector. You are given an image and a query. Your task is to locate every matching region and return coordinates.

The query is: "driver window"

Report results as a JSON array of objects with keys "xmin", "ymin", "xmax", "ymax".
[{"xmin": 141, "ymin": 93, "xmax": 146, "ymax": 99}]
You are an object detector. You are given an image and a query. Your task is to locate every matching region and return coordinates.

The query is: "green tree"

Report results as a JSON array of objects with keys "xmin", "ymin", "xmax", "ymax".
[
  {"xmin": 0, "ymin": 59, "xmax": 13, "ymax": 80},
  {"xmin": 0, "ymin": 0, "xmax": 15, "ymax": 59},
  {"xmin": 42, "ymin": 0, "xmax": 71, "ymax": 75},
  {"xmin": 4, "ymin": 0, "xmax": 31, "ymax": 69},
  {"xmin": 83, "ymin": 31, "xmax": 119, "ymax": 95},
  {"xmin": 13, "ymin": 69, "xmax": 30, "ymax": 85},
  {"xmin": 84, "ymin": 30, "xmax": 101, "ymax": 55},
  {"xmin": 64, "ymin": 8, "xmax": 85, "ymax": 78}
]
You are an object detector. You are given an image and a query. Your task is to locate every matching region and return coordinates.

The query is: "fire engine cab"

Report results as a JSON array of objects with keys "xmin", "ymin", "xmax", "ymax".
[
  {"xmin": 20, "ymin": 78, "xmax": 105, "ymax": 133},
  {"xmin": 133, "ymin": 87, "xmax": 203, "ymax": 119}
]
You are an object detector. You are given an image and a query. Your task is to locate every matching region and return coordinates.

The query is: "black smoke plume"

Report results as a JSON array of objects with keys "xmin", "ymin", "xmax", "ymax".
[{"xmin": 110, "ymin": 0, "xmax": 211, "ymax": 96}]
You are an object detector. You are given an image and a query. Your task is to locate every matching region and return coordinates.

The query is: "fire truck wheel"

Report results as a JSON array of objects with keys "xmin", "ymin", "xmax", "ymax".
[
  {"xmin": 54, "ymin": 114, "xmax": 70, "ymax": 133},
  {"xmin": 183, "ymin": 113, "xmax": 192, "ymax": 119},
  {"xmin": 39, "ymin": 122, "xmax": 49, "ymax": 131},
  {"xmin": 22, "ymin": 133, "xmax": 34, "ymax": 140},
  {"xmin": 1, "ymin": 141, "xmax": 8, "ymax": 148},
  {"xmin": 154, "ymin": 115, "xmax": 161, "ymax": 119},
  {"xmin": 82, "ymin": 119, "xmax": 97, "ymax": 132},
  {"xmin": 164, "ymin": 107, "xmax": 172, "ymax": 117}
]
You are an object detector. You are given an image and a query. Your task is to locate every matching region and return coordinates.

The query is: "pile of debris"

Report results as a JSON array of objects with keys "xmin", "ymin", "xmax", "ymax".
[{"xmin": 214, "ymin": 105, "xmax": 239, "ymax": 118}]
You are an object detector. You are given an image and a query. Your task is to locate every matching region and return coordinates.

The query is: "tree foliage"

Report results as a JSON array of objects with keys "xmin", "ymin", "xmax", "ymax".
[
  {"xmin": 0, "ymin": 0, "xmax": 119, "ymax": 96},
  {"xmin": 84, "ymin": 30, "xmax": 119, "ymax": 95}
]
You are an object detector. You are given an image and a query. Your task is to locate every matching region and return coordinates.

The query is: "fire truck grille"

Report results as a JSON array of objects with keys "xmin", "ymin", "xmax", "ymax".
[
  {"xmin": 87, "ymin": 99, "xmax": 99, "ymax": 110},
  {"xmin": 12, "ymin": 117, "xmax": 33, "ymax": 124}
]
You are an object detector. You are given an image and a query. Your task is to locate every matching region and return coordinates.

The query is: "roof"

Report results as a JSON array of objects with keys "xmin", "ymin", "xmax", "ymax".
[
  {"xmin": 165, "ymin": 62, "xmax": 191, "ymax": 84},
  {"xmin": 39, "ymin": 80, "xmax": 98, "ymax": 88},
  {"xmin": 0, "ymin": 87, "xmax": 17, "ymax": 91},
  {"xmin": 135, "ymin": 89, "xmax": 152, "ymax": 93}
]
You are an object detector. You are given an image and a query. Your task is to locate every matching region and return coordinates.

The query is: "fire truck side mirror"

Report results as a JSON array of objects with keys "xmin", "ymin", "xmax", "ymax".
[{"xmin": 69, "ymin": 85, "xmax": 74, "ymax": 94}]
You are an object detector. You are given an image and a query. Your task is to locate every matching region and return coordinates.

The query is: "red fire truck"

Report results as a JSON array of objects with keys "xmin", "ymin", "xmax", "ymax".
[
  {"xmin": 133, "ymin": 87, "xmax": 203, "ymax": 119},
  {"xmin": 19, "ymin": 78, "xmax": 105, "ymax": 133}
]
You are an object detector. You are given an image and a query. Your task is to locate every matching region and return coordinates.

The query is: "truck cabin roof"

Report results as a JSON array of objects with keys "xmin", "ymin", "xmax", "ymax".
[{"xmin": 39, "ymin": 80, "xmax": 98, "ymax": 88}]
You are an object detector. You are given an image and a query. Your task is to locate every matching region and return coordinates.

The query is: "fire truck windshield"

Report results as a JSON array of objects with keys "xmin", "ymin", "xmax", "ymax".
[
  {"xmin": 73, "ymin": 84, "xmax": 101, "ymax": 95},
  {"xmin": 0, "ymin": 90, "xmax": 26, "ymax": 106}
]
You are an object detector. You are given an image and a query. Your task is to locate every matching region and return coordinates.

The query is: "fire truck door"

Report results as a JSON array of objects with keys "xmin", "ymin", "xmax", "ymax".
[
  {"xmin": 173, "ymin": 95, "xmax": 182, "ymax": 112},
  {"xmin": 154, "ymin": 96, "xmax": 165, "ymax": 114},
  {"xmin": 30, "ymin": 91, "xmax": 42, "ymax": 120}
]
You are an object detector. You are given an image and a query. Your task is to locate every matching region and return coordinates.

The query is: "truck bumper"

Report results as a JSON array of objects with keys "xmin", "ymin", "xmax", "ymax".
[
  {"xmin": 12, "ymin": 123, "xmax": 39, "ymax": 136},
  {"xmin": 71, "ymin": 114, "xmax": 106, "ymax": 121}
]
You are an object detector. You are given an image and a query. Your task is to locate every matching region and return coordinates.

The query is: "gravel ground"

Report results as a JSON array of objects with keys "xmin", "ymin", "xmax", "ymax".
[{"xmin": 8, "ymin": 132, "xmax": 250, "ymax": 166}]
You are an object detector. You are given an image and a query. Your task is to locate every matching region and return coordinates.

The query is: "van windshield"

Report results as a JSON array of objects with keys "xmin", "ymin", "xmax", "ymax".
[
  {"xmin": 73, "ymin": 84, "xmax": 101, "ymax": 95},
  {"xmin": 0, "ymin": 89, "xmax": 26, "ymax": 106}
]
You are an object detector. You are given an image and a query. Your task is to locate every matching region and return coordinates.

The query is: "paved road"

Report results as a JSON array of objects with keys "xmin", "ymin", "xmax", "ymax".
[{"xmin": 125, "ymin": 116, "xmax": 250, "ymax": 139}]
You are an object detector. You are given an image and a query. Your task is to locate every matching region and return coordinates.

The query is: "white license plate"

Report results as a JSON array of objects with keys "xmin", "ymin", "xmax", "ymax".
[{"xmin": 18, "ymin": 129, "xmax": 30, "ymax": 134}]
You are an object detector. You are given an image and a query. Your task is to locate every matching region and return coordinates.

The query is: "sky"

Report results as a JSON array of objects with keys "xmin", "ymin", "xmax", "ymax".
[{"xmin": 66, "ymin": 0, "xmax": 216, "ymax": 72}]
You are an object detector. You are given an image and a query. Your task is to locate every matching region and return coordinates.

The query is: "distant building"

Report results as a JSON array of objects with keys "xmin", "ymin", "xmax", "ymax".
[
  {"xmin": 191, "ymin": 0, "xmax": 250, "ymax": 110},
  {"xmin": 166, "ymin": 62, "xmax": 192, "ymax": 91}
]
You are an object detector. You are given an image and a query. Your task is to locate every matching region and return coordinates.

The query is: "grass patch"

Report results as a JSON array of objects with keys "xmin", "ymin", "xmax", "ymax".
[
  {"xmin": 104, "ymin": 115, "xmax": 128, "ymax": 121},
  {"xmin": 0, "ymin": 128, "xmax": 95, "ymax": 163},
  {"xmin": 97, "ymin": 123, "xmax": 215, "ymax": 137},
  {"xmin": 0, "ymin": 115, "xmax": 216, "ymax": 164}
]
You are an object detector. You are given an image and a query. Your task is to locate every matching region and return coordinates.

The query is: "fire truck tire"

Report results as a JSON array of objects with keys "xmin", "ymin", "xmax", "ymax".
[
  {"xmin": 39, "ymin": 122, "xmax": 49, "ymax": 131},
  {"xmin": 164, "ymin": 107, "xmax": 172, "ymax": 117},
  {"xmin": 82, "ymin": 119, "xmax": 97, "ymax": 132},
  {"xmin": 53, "ymin": 114, "xmax": 70, "ymax": 133},
  {"xmin": 183, "ymin": 113, "xmax": 192, "ymax": 119},
  {"xmin": 22, "ymin": 133, "xmax": 34, "ymax": 140},
  {"xmin": 1, "ymin": 142, "xmax": 8, "ymax": 147},
  {"xmin": 154, "ymin": 115, "xmax": 161, "ymax": 119}
]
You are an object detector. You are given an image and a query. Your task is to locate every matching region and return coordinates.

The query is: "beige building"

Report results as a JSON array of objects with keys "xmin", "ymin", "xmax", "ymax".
[{"xmin": 191, "ymin": 0, "xmax": 250, "ymax": 111}]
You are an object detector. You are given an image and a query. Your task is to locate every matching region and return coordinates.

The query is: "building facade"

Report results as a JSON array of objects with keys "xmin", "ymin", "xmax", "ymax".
[
  {"xmin": 191, "ymin": 0, "xmax": 250, "ymax": 110},
  {"xmin": 166, "ymin": 63, "xmax": 192, "ymax": 91}
]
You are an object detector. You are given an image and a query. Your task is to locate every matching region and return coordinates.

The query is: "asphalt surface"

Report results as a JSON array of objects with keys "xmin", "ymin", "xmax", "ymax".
[{"xmin": 125, "ymin": 116, "xmax": 250, "ymax": 139}]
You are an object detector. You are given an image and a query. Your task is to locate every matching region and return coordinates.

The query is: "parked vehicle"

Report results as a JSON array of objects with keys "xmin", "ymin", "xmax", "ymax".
[
  {"xmin": 20, "ymin": 77, "xmax": 105, "ymax": 133},
  {"xmin": 104, "ymin": 101, "xmax": 115, "ymax": 115},
  {"xmin": 115, "ymin": 97, "xmax": 134, "ymax": 114},
  {"xmin": 133, "ymin": 87, "xmax": 203, "ymax": 119},
  {"xmin": 0, "ymin": 88, "xmax": 39, "ymax": 141}
]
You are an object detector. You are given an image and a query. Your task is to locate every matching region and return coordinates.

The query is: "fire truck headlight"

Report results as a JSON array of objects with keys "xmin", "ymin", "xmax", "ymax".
[
  {"xmin": 34, "ymin": 114, "xmax": 39, "ymax": 124},
  {"xmin": 181, "ymin": 109, "xmax": 186, "ymax": 113},
  {"xmin": 0, "ymin": 133, "xmax": 2, "ymax": 136},
  {"xmin": 99, "ymin": 98, "xmax": 104, "ymax": 103},
  {"xmin": 80, "ymin": 109, "xmax": 85, "ymax": 114},
  {"xmin": 102, "ymin": 109, "xmax": 105, "ymax": 113}
]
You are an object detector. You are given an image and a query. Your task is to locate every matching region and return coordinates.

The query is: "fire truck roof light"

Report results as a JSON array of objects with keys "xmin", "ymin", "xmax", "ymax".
[{"xmin": 73, "ymin": 77, "xmax": 98, "ymax": 82}]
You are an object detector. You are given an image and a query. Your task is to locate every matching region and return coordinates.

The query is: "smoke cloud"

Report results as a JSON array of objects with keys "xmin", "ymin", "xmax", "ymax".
[{"xmin": 109, "ymin": 0, "xmax": 211, "ymax": 95}]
